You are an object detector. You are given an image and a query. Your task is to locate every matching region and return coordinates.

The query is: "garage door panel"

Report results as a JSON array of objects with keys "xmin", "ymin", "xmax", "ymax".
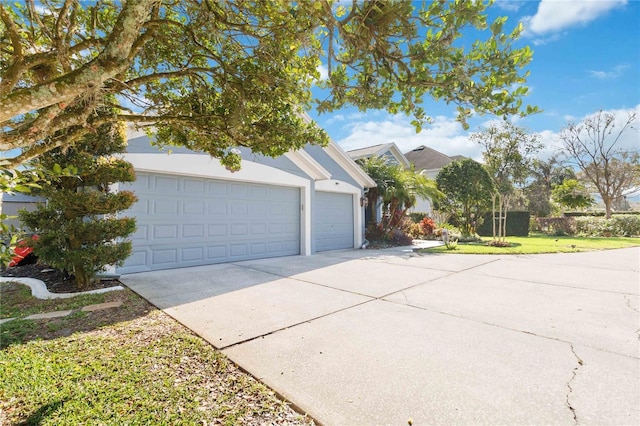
[
  {"xmin": 314, "ymin": 191, "xmax": 354, "ymax": 252},
  {"xmin": 118, "ymin": 173, "xmax": 300, "ymax": 273}
]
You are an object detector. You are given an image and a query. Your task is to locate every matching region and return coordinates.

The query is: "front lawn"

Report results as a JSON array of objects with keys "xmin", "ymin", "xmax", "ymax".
[
  {"xmin": 422, "ymin": 235, "xmax": 640, "ymax": 255},
  {"xmin": 0, "ymin": 287, "xmax": 313, "ymax": 425}
]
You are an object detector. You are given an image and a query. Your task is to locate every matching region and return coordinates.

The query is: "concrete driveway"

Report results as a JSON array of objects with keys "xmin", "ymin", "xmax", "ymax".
[{"xmin": 122, "ymin": 246, "xmax": 640, "ymax": 425}]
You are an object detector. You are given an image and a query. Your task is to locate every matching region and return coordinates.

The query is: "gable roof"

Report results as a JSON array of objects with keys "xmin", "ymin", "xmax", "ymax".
[
  {"xmin": 346, "ymin": 142, "xmax": 411, "ymax": 168},
  {"xmin": 404, "ymin": 145, "xmax": 461, "ymax": 171}
]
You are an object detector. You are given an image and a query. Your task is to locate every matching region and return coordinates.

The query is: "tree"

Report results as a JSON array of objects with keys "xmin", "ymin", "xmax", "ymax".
[
  {"xmin": 525, "ymin": 156, "xmax": 576, "ymax": 217},
  {"xmin": 19, "ymin": 121, "xmax": 137, "ymax": 287},
  {"xmin": 559, "ymin": 110, "xmax": 639, "ymax": 219},
  {"xmin": 471, "ymin": 120, "xmax": 542, "ymax": 194},
  {"xmin": 551, "ymin": 179, "xmax": 594, "ymax": 210},
  {"xmin": 435, "ymin": 159, "xmax": 495, "ymax": 236},
  {"xmin": 1, "ymin": 0, "xmax": 538, "ymax": 169},
  {"xmin": 471, "ymin": 120, "xmax": 541, "ymax": 240},
  {"xmin": 358, "ymin": 156, "xmax": 440, "ymax": 236}
]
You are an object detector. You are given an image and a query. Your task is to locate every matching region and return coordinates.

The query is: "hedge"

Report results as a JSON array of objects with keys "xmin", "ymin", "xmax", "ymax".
[
  {"xmin": 477, "ymin": 211, "xmax": 530, "ymax": 237},
  {"xmin": 575, "ymin": 215, "xmax": 640, "ymax": 237},
  {"xmin": 564, "ymin": 211, "xmax": 640, "ymax": 217},
  {"xmin": 535, "ymin": 217, "xmax": 577, "ymax": 236}
]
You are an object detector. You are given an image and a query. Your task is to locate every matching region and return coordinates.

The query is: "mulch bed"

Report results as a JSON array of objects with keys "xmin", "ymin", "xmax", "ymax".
[{"xmin": 1, "ymin": 260, "xmax": 121, "ymax": 293}]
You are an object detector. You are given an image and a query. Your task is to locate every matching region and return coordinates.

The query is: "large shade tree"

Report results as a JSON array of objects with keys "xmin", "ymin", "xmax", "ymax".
[
  {"xmin": 559, "ymin": 110, "xmax": 639, "ymax": 219},
  {"xmin": 1, "ymin": 0, "xmax": 537, "ymax": 169}
]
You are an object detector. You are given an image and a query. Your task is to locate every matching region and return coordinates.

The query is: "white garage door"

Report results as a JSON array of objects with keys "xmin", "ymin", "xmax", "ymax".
[
  {"xmin": 314, "ymin": 191, "xmax": 354, "ymax": 252},
  {"xmin": 118, "ymin": 173, "xmax": 300, "ymax": 273}
]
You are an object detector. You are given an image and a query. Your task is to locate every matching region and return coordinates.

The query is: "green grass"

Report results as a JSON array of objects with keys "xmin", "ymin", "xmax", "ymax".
[
  {"xmin": 0, "ymin": 281, "xmax": 109, "ymax": 319},
  {"xmin": 422, "ymin": 235, "xmax": 640, "ymax": 255},
  {"xmin": 0, "ymin": 311, "xmax": 312, "ymax": 425}
]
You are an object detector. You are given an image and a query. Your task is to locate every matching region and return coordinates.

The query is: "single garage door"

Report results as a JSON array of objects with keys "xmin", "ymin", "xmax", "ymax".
[
  {"xmin": 314, "ymin": 191, "xmax": 354, "ymax": 252},
  {"xmin": 118, "ymin": 173, "xmax": 300, "ymax": 273}
]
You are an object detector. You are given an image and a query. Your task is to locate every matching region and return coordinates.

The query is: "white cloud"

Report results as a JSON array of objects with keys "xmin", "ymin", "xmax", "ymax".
[
  {"xmin": 523, "ymin": 0, "xmax": 626, "ymax": 36},
  {"xmin": 588, "ymin": 64, "xmax": 629, "ymax": 79},
  {"xmin": 317, "ymin": 64, "xmax": 329, "ymax": 81},
  {"xmin": 334, "ymin": 113, "xmax": 483, "ymax": 161},
  {"xmin": 536, "ymin": 104, "xmax": 640, "ymax": 157},
  {"xmin": 494, "ymin": 1, "xmax": 525, "ymax": 12},
  {"xmin": 530, "ymin": 32, "xmax": 564, "ymax": 46}
]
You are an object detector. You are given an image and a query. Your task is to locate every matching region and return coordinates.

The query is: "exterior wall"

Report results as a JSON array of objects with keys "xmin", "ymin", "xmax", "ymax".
[
  {"xmin": 303, "ymin": 145, "xmax": 360, "ymax": 188},
  {"xmin": 0, "ymin": 193, "xmax": 44, "ymax": 229}
]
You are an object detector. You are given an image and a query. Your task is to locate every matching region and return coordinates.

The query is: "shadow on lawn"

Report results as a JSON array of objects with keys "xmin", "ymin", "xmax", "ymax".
[
  {"xmin": 21, "ymin": 399, "xmax": 69, "ymax": 425},
  {"xmin": 0, "ymin": 288, "xmax": 153, "ymax": 350}
]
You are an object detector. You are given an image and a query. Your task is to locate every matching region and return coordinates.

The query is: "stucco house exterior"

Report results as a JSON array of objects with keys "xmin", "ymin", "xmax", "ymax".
[{"xmin": 116, "ymin": 128, "xmax": 376, "ymax": 274}]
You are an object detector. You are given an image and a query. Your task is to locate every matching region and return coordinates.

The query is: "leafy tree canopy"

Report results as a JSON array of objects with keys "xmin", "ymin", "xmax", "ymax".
[
  {"xmin": 551, "ymin": 179, "xmax": 594, "ymax": 211},
  {"xmin": 435, "ymin": 158, "xmax": 495, "ymax": 234},
  {"xmin": 470, "ymin": 120, "xmax": 542, "ymax": 194},
  {"xmin": 1, "ymin": 0, "xmax": 537, "ymax": 169}
]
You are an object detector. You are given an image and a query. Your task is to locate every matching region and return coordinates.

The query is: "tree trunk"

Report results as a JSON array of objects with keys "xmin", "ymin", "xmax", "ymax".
[{"xmin": 603, "ymin": 196, "xmax": 613, "ymax": 219}]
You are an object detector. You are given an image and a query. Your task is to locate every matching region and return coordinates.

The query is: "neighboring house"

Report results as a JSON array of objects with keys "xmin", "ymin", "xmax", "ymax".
[
  {"xmin": 0, "ymin": 193, "xmax": 44, "ymax": 229},
  {"xmin": 404, "ymin": 145, "xmax": 465, "ymax": 214},
  {"xmin": 347, "ymin": 142, "xmax": 411, "ymax": 227},
  {"xmin": 347, "ymin": 142, "xmax": 410, "ymax": 169},
  {"xmin": 114, "ymin": 127, "xmax": 376, "ymax": 274}
]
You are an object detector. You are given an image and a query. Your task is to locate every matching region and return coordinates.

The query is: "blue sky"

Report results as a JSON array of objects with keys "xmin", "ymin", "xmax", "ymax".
[{"xmin": 307, "ymin": 0, "xmax": 640, "ymax": 160}]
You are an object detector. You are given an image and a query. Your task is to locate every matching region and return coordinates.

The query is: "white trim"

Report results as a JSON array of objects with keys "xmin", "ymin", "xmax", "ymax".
[
  {"xmin": 388, "ymin": 144, "xmax": 411, "ymax": 169},
  {"xmin": 285, "ymin": 150, "xmax": 332, "ymax": 180},
  {"xmin": 315, "ymin": 179, "xmax": 363, "ymax": 249},
  {"xmin": 123, "ymin": 153, "xmax": 312, "ymax": 256},
  {"xmin": 323, "ymin": 142, "xmax": 377, "ymax": 188}
]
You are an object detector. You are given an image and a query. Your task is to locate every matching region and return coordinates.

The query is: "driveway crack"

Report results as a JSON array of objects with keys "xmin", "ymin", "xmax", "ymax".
[
  {"xmin": 623, "ymin": 294, "xmax": 639, "ymax": 313},
  {"xmin": 566, "ymin": 344, "xmax": 584, "ymax": 425}
]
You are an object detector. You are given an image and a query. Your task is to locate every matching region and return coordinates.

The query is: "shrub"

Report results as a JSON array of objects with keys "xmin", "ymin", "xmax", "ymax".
[
  {"xmin": 406, "ymin": 222, "xmax": 423, "ymax": 239},
  {"xmin": 365, "ymin": 220, "xmax": 414, "ymax": 246},
  {"xmin": 19, "ymin": 121, "xmax": 136, "ymax": 288},
  {"xmin": 476, "ymin": 211, "xmax": 530, "ymax": 237},
  {"xmin": 419, "ymin": 217, "xmax": 436, "ymax": 237},
  {"xmin": 535, "ymin": 217, "xmax": 577, "ymax": 236},
  {"xmin": 435, "ymin": 224, "xmax": 462, "ymax": 241},
  {"xmin": 575, "ymin": 215, "xmax": 640, "ymax": 237},
  {"xmin": 409, "ymin": 212, "xmax": 427, "ymax": 223}
]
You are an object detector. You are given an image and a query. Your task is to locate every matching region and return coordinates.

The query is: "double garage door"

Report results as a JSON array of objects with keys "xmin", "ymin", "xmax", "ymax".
[{"xmin": 118, "ymin": 173, "xmax": 301, "ymax": 274}]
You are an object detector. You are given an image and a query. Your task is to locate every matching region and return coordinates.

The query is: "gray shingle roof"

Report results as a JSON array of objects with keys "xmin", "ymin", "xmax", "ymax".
[{"xmin": 404, "ymin": 145, "xmax": 462, "ymax": 171}]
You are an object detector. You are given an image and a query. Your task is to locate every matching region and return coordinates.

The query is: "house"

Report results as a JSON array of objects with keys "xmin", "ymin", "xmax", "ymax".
[
  {"xmin": 347, "ymin": 142, "xmax": 411, "ymax": 226},
  {"xmin": 346, "ymin": 142, "xmax": 410, "ymax": 169},
  {"xmin": 404, "ymin": 145, "xmax": 464, "ymax": 179},
  {"xmin": 404, "ymin": 145, "xmax": 465, "ymax": 214},
  {"xmin": 115, "ymin": 128, "xmax": 376, "ymax": 274},
  {"xmin": 0, "ymin": 193, "xmax": 44, "ymax": 229}
]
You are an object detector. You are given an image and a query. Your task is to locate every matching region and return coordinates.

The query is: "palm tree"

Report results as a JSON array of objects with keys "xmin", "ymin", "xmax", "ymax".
[{"xmin": 359, "ymin": 157, "xmax": 442, "ymax": 235}]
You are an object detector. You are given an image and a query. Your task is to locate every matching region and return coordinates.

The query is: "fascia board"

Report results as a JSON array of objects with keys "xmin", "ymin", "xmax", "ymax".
[
  {"xmin": 285, "ymin": 150, "xmax": 332, "ymax": 181},
  {"xmin": 323, "ymin": 142, "xmax": 377, "ymax": 188}
]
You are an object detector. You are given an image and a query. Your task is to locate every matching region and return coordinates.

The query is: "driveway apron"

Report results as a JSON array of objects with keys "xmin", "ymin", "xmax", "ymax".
[{"xmin": 122, "ymin": 247, "xmax": 640, "ymax": 425}]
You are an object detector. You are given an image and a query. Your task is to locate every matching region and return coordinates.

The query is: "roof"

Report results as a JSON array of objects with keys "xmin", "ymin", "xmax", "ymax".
[
  {"xmin": 404, "ymin": 145, "xmax": 461, "ymax": 171},
  {"xmin": 346, "ymin": 142, "xmax": 411, "ymax": 168},
  {"xmin": 347, "ymin": 143, "xmax": 395, "ymax": 160}
]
